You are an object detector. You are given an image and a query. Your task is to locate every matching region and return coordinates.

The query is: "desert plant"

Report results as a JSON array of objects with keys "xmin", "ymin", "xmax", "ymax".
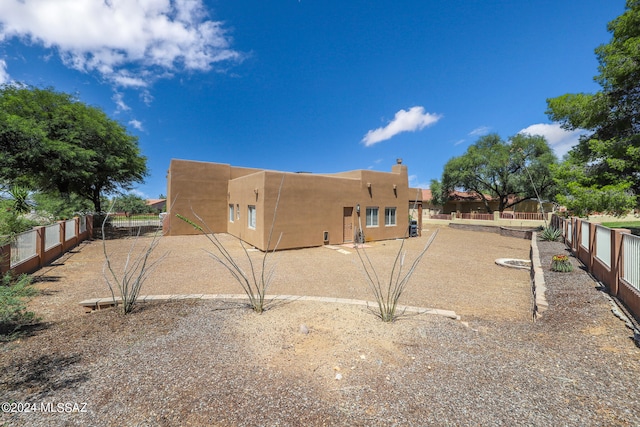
[
  {"xmin": 0, "ymin": 272, "xmax": 38, "ymax": 340},
  {"xmin": 551, "ymin": 254, "xmax": 573, "ymax": 272},
  {"xmin": 7, "ymin": 185, "xmax": 33, "ymax": 215},
  {"xmin": 356, "ymin": 228, "xmax": 439, "ymax": 322},
  {"xmin": 177, "ymin": 177, "xmax": 284, "ymax": 314},
  {"xmin": 102, "ymin": 200, "xmax": 167, "ymax": 314},
  {"xmin": 539, "ymin": 226, "xmax": 562, "ymax": 242}
]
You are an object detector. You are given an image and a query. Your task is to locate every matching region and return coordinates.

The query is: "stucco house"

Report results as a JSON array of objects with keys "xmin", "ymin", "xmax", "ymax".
[
  {"xmin": 165, "ymin": 159, "xmax": 422, "ymax": 251},
  {"xmin": 145, "ymin": 198, "xmax": 166, "ymax": 212}
]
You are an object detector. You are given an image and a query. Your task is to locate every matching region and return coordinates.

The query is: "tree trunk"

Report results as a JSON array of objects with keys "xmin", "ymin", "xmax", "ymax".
[{"xmin": 91, "ymin": 187, "xmax": 101, "ymax": 213}]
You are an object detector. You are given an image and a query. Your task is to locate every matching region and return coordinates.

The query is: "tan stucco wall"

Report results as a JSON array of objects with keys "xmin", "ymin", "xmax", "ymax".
[
  {"xmin": 166, "ymin": 159, "xmax": 412, "ymax": 250},
  {"xmin": 166, "ymin": 159, "xmax": 231, "ymax": 235},
  {"xmin": 227, "ymin": 171, "xmax": 267, "ymax": 249}
]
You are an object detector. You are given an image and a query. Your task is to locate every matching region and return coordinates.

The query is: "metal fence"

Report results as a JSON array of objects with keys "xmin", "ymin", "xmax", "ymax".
[
  {"xmin": 595, "ymin": 225, "xmax": 612, "ymax": 268},
  {"xmin": 499, "ymin": 212, "xmax": 544, "ymax": 220},
  {"xmin": 65, "ymin": 219, "xmax": 76, "ymax": 241},
  {"xmin": 458, "ymin": 213, "xmax": 493, "ymax": 220},
  {"xmin": 45, "ymin": 223, "xmax": 61, "ymax": 251},
  {"xmin": 430, "ymin": 214, "xmax": 452, "ymax": 220},
  {"xmin": 623, "ymin": 233, "xmax": 640, "ymax": 291},
  {"xmin": 581, "ymin": 221, "xmax": 590, "ymax": 249},
  {"xmin": 10, "ymin": 229, "xmax": 38, "ymax": 268},
  {"xmin": 109, "ymin": 215, "xmax": 161, "ymax": 228}
]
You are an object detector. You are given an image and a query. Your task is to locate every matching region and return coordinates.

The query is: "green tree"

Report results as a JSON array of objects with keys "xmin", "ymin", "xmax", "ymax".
[
  {"xmin": 441, "ymin": 133, "xmax": 557, "ymax": 213},
  {"xmin": 0, "ymin": 85, "xmax": 147, "ymax": 212},
  {"xmin": 428, "ymin": 179, "xmax": 448, "ymax": 208},
  {"xmin": 32, "ymin": 191, "xmax": 95, "ymax": 220},
  {"xmin": 546, "ymin": 0, "xmax": 640, "ymax": 210},
  {"xmin": 113, "ymin": 193, "xmax": 153, "ymax": 216},
  {"xmin": 550, "ymin": 156, "xmax": 636, "ymax": 217}
]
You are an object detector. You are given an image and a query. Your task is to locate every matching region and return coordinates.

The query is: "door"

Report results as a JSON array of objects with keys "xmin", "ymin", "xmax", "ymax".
[{"xmin": 343, "ymin": 207, "xmax": 354, "ymax": 243}]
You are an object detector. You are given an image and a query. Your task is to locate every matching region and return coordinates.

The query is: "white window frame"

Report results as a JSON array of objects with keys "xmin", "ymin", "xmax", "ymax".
[
  {"xmin": 229, "ymin": 204, "xmax": 234, "ymax": 222},
  {"xmin": 366, "ymin": 207, "xmax": 379, "ymax": 227},
  {"xmin": 385, "ymin": 207, "xmax": 397, "ymax": 226},
  {"xmin": 248, "ymin": 205, "xmax": 256, "ymax": 229}
]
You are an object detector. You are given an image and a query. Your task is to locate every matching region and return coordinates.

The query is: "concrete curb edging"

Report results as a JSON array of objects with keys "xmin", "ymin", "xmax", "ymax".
[
  {"xmin": 530, "ymin": 232, "xmax": 548, "ymax": 319},
  {"xmin": 79, "ymin": 294, "xmax": 461, "ymax": 320}
]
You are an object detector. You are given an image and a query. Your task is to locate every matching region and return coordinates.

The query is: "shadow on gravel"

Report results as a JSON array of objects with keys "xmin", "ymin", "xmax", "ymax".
[
  {"xmin": 1, "ymin": 353, "xmax": 89, "ymax": 395},
  {"xmin": 0, "ymin": 321, "xmax": 49, "ymax": 342},
  {"xmin": 32, "ymin": 276, "xmax": 62, "ymax": 284}
]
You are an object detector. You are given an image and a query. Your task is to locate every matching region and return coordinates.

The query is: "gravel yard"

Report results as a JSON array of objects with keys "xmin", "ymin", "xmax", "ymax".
[{"xmin": 1, "ymin": 226, "xmax": 639, "ymax": 426}]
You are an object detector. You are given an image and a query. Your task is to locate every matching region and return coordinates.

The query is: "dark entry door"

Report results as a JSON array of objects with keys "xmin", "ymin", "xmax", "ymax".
[{"xmin": 343, "ymin": 207, "xmax": 353, "ymax": 243}]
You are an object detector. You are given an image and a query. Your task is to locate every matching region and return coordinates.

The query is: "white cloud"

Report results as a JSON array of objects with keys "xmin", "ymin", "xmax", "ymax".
[
  {"xmin": 518, "ymin": 123, "xmax": 585, "ymax": 159},
  {"xmin": 0, "ymin": 0, "xmax": 241, "ymax": 88},
  {"xmin": 129, "ymin": 188, "xmax": 150, "ymax": 199},
  {"xmin": 408, "ymin": 174, "xmax": 429, "ymax": 190},
  {"xmin": 112, "ymin": 92, "xmax": 130, "ymax": 113},
  {"xmin": 128, "ymin": 119, "xmax": 144, "ymax": 131},
  {"xmin": 454, "ymin": 139, "xmax": 465, "ymax": 146},
  {"xmin": 0, "ymin": 59, "xmax": 10, "ymax": 84},
  {"xmin": 362, "ymin": 106, "xmax": 442, "ymax": 147},
  {"xmin": 469, "ymin": 126, "xmax": 490, "ymax": 136}
]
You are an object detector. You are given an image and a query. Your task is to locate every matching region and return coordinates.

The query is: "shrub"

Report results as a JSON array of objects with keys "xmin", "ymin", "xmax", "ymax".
[
  {"xmin": 0, "ymin": 273, "xmax": 38, "ymax": 340},
  {"xmin": 0, "ymin": 207, "xmax": 39, "ymax": 238}
]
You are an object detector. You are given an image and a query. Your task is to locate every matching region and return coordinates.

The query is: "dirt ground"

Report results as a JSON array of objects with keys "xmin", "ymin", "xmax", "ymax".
[
  {"xmin": 29, "ymin": 225, "xmax": 533, "ymax": 323},
  {"xmin": 3, "ymin": 226, "xmax": 640, "ymax": 426}
]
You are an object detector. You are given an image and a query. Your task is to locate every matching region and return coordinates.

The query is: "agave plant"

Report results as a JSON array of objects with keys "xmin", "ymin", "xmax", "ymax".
[{"xmin": 539, "ymin": 226, "xmax": 562, "ymax": 242}]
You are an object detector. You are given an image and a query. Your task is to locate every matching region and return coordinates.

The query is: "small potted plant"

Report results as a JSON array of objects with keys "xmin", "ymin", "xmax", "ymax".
[{"xmin": 551, "ymin": 254, "xmax": 573, "ymax": 272}]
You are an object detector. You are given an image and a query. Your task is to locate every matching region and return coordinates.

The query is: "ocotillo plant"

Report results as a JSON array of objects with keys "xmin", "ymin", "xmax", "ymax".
[
  {"xmin": 355, "ymin": 228, "xmax": 439, "ymax": 322},
  {"xmin": 177, "ymin": 176, "xmax": 284, "ymax": 314},
  {"xmin": 102, "ymin": 200, "xmax": 167, "ymax": 314}
]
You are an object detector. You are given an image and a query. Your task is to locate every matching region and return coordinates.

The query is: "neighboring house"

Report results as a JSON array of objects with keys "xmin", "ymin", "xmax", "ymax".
[
  {"xmin": 423, "ymin": 189, "xmax": 553, "ymax": 215},
  {"xmin": 146, "ymin": 199, "xmax": 166, "ymax": 212},
  {"xmin": 165, "ymin": 159, "xmax": 422, "ymax": 251}
]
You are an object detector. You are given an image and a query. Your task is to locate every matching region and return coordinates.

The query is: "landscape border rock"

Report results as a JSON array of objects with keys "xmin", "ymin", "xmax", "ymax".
[{"xmin": 448, "ymin": 223, "xmax": 535, "ymax": 239}]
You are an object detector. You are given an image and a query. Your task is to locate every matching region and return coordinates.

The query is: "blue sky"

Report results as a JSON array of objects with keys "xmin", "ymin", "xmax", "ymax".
[{"xmin": 0, "ymin": 0, "xmax": 627, "ymax": 199}]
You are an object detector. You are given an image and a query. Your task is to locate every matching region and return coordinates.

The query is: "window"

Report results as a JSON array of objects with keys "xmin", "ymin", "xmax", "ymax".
[
  {"xmin": 248, "ymin": 205, "xmax": 256, "ymax": 229},
  {"xmin": 229, "ymin": 204, "xmax": 234, "ymax": 222},
  {"xmin": 236, "ymin": 204, "xmax": 240, "ymax": 220},
  {"xmin": 366, "ymin": 207, "xmax": 379, "ymax": 227},
  {"xmin": 385, "ymin": 207, "xmax": 396, "ymax": 226}
]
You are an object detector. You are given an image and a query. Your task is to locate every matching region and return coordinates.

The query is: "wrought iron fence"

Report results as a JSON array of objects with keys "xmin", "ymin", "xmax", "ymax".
[
  {"xmin": 430, "ymin": 214, "xmax": 452, "ymax": 220},
  {"xmin": 458, "ymin": 213, "xmax": 493, "ymax": 220},
  {"xmin": 499, "ymin": 212, "xmax": 544, "ymax": 220}
]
